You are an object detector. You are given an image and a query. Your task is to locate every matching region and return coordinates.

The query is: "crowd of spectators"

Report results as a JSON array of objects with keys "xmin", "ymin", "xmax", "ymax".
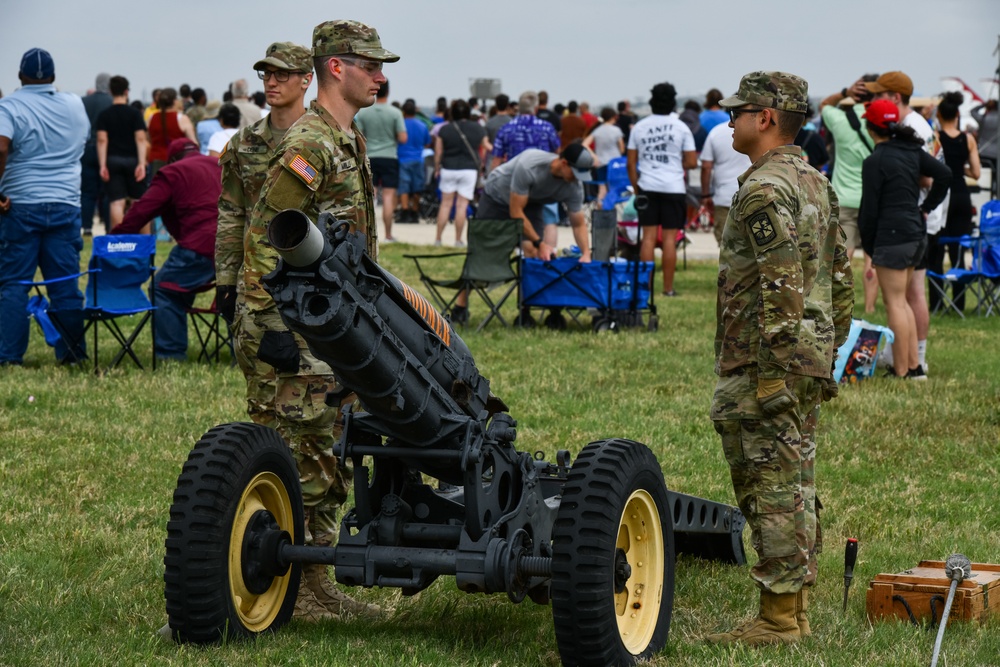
[{"xmin": 2, "ymin": 42, "xmax": 997, "ymax": 365}]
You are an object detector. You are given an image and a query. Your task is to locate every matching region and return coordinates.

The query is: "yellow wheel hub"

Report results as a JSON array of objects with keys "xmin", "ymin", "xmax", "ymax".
[
  {"xmin": 615, "ymin": 489, "xmax": 664, "ymax": 654},
  {"xmin": 228, "ymin": 472, "xmax": 295, "ymax": 632}
]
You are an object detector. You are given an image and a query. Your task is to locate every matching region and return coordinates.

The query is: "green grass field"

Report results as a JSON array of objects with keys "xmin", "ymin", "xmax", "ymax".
[{"xmin": 1, "ymin": 239, "xmax": 998, "ymax": 666}]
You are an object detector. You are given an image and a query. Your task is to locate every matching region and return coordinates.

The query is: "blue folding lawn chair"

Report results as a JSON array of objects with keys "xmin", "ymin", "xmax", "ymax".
[
  {"xmin": 930, "ymin": 200, "xmax": 1000, "ymax": 317},
  {"xmin": 601, "ymin": 157, "xmax": 631, "ymax": 210},
  {"xmin": 21, "ymin": 234, "xmax": 157, "ymax": 372}
]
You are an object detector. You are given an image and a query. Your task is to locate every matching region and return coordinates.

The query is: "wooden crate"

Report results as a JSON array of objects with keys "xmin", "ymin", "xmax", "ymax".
[{"xmin": 866, "ymin": 560, "xmax": 1000, "ymax": 624}]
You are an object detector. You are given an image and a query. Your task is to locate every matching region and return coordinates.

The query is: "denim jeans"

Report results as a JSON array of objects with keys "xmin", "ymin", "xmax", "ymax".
[
  {"xmin": 153, "ymin": 246, "xmax": 216, "ymax": 360},
  {"xmin": 0, "ymin": 202, "xmax": 86, "ymax": 364}
]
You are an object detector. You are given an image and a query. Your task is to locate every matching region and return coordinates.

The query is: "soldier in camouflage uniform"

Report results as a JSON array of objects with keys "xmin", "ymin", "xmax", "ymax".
[
  {"xmin": 216, "ymin": 40, "xmax": 338, "ymax": 621},
  {"xmin": 241, "ymin": 20, "xmax": 398, "ymax": 619},
  {"xmin": 705, "ymin": 72, "xmax": 854, "ymax": 646},
  {"xmin": 217, "ymin": 41, "xmax": 314, "ymax": 427}
]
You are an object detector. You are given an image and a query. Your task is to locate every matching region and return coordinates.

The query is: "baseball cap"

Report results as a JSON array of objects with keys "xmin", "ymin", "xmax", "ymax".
[
  {"xmin": 720, "ymin": 71, "xmax": 809, "ymax": 114},
  {"xmin": 862, "ymin": 99, "xmax": 899, "ymax": 129},
  {"xmin": 167, "ymin": 138, "xmax": 199, "ymax": 162},
  {"xmin": 312, "ymin": 20, "xmax": 399, "ymax": 62},
  {"xmin": 254, "ymin": 42, "xmax": 313, "ymax": 72},
  {"xmin": 561, "ymin": 143, "xmax": 595, "ymax": 182},
  {"xmin": 20, "ymin": 48, "xmax": 54, "ymax": 81},
  {"xmin": 864, "ymin": 71, "xmax": 913, "ymax": 97}
]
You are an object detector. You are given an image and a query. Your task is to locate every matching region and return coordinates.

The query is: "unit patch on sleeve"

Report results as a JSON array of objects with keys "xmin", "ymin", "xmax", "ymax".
[{"xmin": 746, "ymin": 204, "xmax": 789, "ymax": 254}]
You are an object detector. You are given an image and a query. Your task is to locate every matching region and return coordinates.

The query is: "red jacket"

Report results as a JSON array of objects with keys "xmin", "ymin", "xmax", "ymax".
[{"xmin": 113, "ymin": 152, "xmax": 221, "ymax": 259}]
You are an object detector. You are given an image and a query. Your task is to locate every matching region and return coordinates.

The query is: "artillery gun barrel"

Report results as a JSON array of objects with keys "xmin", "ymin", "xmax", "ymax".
[{"xmin": 263, "ymin": 210, "xmax": 496, "ymax": 450}]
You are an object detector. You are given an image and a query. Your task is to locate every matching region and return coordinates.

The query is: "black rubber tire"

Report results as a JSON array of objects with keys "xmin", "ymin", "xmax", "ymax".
[
  {"xmin": 592, "ymin": 317, "xmax": 612, "ymax": 333},
  {"xmin": 164, "ymin": 422, "xmax": 303, "ymax": 643},
  {"xmin": 551, "ymin": 439, "xmax": 674, "ymax": 667},
  {"xmin": 544, "ymin": 310, "xmax": 568, "ymax": 331}
]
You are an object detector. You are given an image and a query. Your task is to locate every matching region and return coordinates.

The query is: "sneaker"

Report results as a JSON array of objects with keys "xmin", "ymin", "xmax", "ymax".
[
  {"xmin": 450, "ymin": 305, "xmax": 469, "ymax": 324},
  {"xmin": 434, "ymin": 240, "xmax": 442, "ymax": 247},
  {"xmin": 382, "ymin": 236, "xmax": 397, "ymax": 244},
  {"xmin": 454, "ymin": 240, "xmax": 465, "ymax": 248},
  {"xmin": 907, "ymin": 365, "xmax": 928, "ymax": 381},
  {"xmin": 662, "ymin": 290, "xmax": 677, "ymax": 297}
]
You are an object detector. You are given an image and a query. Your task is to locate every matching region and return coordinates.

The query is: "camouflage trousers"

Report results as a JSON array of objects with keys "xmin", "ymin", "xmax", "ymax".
[
  {"xmin": 233, "ymin": 305, "xmax": 352, "ymax": 546},
  {"xmin": 711, "ymin": 369, "xmax": 823, "ymax": 595}
]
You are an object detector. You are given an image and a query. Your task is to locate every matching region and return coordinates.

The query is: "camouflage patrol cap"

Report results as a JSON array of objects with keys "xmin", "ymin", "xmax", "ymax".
[
  {"xmin": 254, "ymin": 42, "xmax": 313, "ymax": 72},
  {"xmin": 720, "ymin": 71, "xmax": 809, "ymax": 114},
  {"xmin": 312, "ymin": 20, "xmax": 399, "ymax": 62}
]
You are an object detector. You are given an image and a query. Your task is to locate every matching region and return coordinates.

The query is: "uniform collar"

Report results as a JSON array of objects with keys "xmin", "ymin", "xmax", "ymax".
[
  {"xmin": 309, "ymin": 100, "xmax": 360, "ymax": 148},
  {"xmin": 737, "ymin": 144, "xmax": 803, "ymax": 186},
  {"xmin": 249, "ymin": 115, "xmax": 273, "ymax": 141}
]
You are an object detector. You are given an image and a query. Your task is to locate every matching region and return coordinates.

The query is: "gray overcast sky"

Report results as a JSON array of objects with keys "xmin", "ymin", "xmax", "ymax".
[{"xmin": 3, "ymin": 0, "xmax": 998, "ymax": 109}]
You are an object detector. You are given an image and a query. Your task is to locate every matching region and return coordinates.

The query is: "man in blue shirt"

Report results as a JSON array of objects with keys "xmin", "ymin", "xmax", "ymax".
[
  {"xmin": 490, "ymin": 91, "xmax": 560, "ymax": 171},
  {"xmin": 398, "ymin": 98, "xmax": 429, "ymax": 222},
  {"xmin": 0, "ymin": 48, "xmax": 91, "ymax": 366}
]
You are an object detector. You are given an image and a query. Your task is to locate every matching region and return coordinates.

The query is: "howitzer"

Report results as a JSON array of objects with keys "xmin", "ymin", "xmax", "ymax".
[{"xmin": 163, "ymin": 211, "xmax": 745, "ymax": 666}]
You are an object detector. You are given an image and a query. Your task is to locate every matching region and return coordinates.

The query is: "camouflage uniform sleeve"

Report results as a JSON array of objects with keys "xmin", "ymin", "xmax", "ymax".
[
  {"xmin": 743, "ymin": 189, "xmax": 804, "ymax": 381},
  {"xmin": 216, "ymin": 139, "xmax": 244, "ymax": 287},
  {"xmin": 255, "ymin": 146, "xmax": 323, "ymax": 222},
  {"xmin": 829, "ymin": 191, "xmax": 855, "ymax": 350}
]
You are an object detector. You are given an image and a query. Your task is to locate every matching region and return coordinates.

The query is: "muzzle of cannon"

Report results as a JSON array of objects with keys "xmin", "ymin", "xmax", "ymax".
[{"xmin": 161, "ymin": 211, "xmax": 746, "ymax": 667}]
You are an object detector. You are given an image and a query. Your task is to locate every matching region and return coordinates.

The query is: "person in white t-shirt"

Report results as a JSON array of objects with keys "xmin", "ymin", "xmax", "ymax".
[
  {"xmin": 207, "ymin": 103, "xmax": 241, "ymax": 157},
  {"xmin": 583, "ymin": 107, "xmax": 624, "ymax": 203},
  {"xmin": 865, "ymin": 71, "xmax": 939, "ymax": 375},
  {"xmin": 699, "ymin": 122, "xmax": 752, "ymax": 245},
  {"xmin": 627, "ymin": 82, "xmax": 698, "ymax": 296}
]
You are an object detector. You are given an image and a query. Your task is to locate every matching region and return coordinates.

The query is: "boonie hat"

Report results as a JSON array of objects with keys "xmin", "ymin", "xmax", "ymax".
[
  {"xmin": 20, "ymin": 48, "xmax": 54, "ymax": 80},
  {"xmin": 650, "ymin": 82, "xmax": 677, "ymax": 104},
  {"xmin": 203, "ymin": 100, "xmax": 222, "ymax": 119},
  {"xmin": 254, "ymin": 42, "xmax": 313, "ymax": 73},
  {"xmin": 862, "ymin": 99, "xmax": 900, "ymax": 129},
  {"xmin": 561, "ymin": 143, "xmax": 595, "ymax": 182},
  {"xmin": 312, "ymin": 20, "xmax": 399, "ymax": 62},
  {"xmin": 720, "ymin": 71, "xmax": 809, "ymax": 114},
  {"xmin": 864, "ymin": 71, "xmax": 913, "ymax": 98}
]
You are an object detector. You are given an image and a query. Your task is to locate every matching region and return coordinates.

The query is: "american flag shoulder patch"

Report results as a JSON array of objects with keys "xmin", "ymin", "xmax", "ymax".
[{"xmin": 288, "ymin": 154, "xmax": 318, "ymax": 184}]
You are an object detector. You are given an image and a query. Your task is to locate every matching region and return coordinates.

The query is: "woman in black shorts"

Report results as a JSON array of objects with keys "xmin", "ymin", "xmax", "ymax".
[{"xmin": 858, "ymin": 99, "xmax": 951, "ymax": 378}]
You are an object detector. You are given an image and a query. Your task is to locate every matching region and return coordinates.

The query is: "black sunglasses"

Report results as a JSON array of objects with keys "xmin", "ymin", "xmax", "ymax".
[
  {"xmin": 729, "ymin": 107, "xmax": 764, "ymax": 121},
  {"xmin": 729, "ymin": 107, "xmax": 777, "ymax": 126}
]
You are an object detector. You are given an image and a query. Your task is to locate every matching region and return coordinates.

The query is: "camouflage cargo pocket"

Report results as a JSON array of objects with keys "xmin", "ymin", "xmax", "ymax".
[{"xmin": 754, "ymin": 490, "xmax": 798, "ymax": 558}]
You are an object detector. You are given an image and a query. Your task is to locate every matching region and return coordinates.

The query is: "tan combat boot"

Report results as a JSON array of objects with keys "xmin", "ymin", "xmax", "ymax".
[
  {"xmin": 706, "ymin": 590, "xmax": 801, "ymax": 645},
  {"xmin": 796, "ymin": 588, "xmax": 810, "ymax": 637},
  {"xmin": 302, "ymin": 563, "xmax": 382, "ymax": 619},
  {"xmin": 293, "ymin": 579, "xmax": 339, "ymax": 622}
]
